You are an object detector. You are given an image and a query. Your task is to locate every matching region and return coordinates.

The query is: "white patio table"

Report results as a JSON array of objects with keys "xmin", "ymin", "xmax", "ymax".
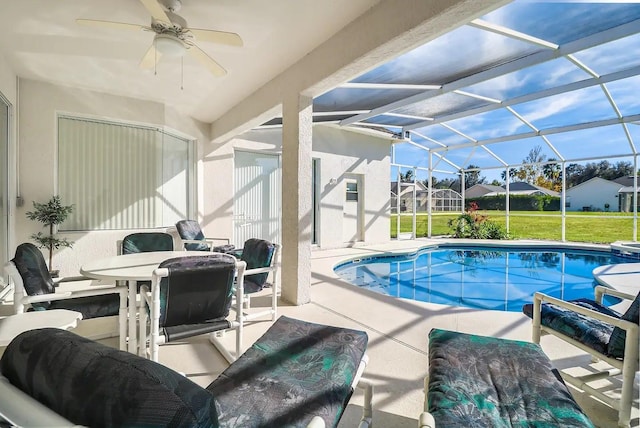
[
  {"xmin": 0, "ymin": 309, "xmax": 82, "ymax": 347},
  {"xmin": 80, "ymin": 251, "xmax": 206, "ymax": 354}
]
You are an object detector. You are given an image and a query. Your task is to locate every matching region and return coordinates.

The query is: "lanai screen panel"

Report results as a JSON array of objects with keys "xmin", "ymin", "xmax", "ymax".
[
  {"xmin": 572, "ymin": 33, "xmax": 640, "ymax": 75},
  {"xmin": 547, "ymin": 126, "xmax": 635, "ymax": 161},
  {"xmin": 514, "ymin": 86, "xmax": 621, "ymax": 130},
  {"xmin": 441, "ymin": 109, "xmax": 531, "ymax": 142},
  {"xmin": 314, "ymin": 87, "xmax": 426, "ymax": 113},
  {"xmin": 607, "ymin": 76, "xmax": 640, "ymax": 117},
  {"xmin": 352, "ymin": 25, "xmax": 542, "ymax": 86},
  {"xmin": 481, "ymin": 2, "xmax": 640, "ymax": 45},
  {"xmin": 254, "ymin": 1, "xmax": 640, "ymax": 173},
  {"xmin": 362, "ymin": 115, "xmax": 422, "ymax": 128}
]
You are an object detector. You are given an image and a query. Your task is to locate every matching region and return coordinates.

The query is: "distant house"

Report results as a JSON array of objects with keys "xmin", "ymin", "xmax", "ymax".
[
  {"xmin": 613, "ymin": 176, "xmax": 638, "ymax": 187},
  {"xmin": 564, "ymin": 177, "xmax": 624, "ymax": 212},
  {"xmin": 613, "ymin": 176, "xmax": 640, "ymax": 212},
  {"xmin": 465, "ymin": 183, "xmax": 505, "ymax": 198},
  {"xmin": 481, "ymin": 182, "xmax": 560, "ymax": 197},
  {"xmin": 506, "ymin": 182, "xmax": 560, "ymax": 196}
]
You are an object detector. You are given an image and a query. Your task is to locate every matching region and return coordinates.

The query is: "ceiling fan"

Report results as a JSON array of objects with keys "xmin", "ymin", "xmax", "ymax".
[{"xmin": 77, "ymin": 0, "xmax": 242, "ymax": 77}]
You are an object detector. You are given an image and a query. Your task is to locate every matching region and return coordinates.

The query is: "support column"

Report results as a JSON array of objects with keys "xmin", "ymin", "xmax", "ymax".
[{"xmin": 281, "ymin": 93, "xmax": 313, "ymax": 305}]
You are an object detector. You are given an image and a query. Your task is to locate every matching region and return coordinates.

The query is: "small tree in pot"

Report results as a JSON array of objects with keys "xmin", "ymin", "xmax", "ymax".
[{"xmin": 26, "ymin": 195, "xmax": 74, "ymax": 276}]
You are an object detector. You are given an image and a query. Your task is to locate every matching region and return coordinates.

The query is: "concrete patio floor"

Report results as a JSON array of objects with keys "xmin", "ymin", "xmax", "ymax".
[{"xmin": 1, "ymin": 238, "xmax": 638, "ymax": 427}]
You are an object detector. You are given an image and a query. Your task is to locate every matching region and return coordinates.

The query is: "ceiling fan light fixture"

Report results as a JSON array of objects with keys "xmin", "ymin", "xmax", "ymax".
[{"xmin": 154, "ymin": 33, "xmax": 186, "ymax": 57}]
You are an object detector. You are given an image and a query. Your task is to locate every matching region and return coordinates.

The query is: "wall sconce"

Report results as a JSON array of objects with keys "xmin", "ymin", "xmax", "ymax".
[{"xmin": 329, "ymin": 178, "xmax": 338, "ymax": 185}]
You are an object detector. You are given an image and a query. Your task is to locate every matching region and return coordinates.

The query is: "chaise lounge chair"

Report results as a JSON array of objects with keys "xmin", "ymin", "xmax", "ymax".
[
  {"xmin": 420, "ymin": 328, "xmax": 595, "ymax": 427},
  {"xmin": 522, "ymin": 286, "xmax": 640, "ymax": 427},
  {"xmin": 0, "ymin": 316, "xmax": 373, "ymax": 428}
]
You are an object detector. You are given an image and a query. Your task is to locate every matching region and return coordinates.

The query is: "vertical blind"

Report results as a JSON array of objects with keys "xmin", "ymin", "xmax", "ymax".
[{"xmin": 58, "ymin": 116, "xmax": 193, "ymax": 230}]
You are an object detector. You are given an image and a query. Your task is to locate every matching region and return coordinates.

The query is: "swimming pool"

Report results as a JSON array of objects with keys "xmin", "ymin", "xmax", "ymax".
[{"xmin": 334, "ymin": 245, "xmax": 637, "ymax": 312}]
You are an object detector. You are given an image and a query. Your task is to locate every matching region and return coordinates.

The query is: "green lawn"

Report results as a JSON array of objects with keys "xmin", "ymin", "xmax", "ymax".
[{"xmin": 390, "ymin": 211, "xmax": 636, "ymax": 244}]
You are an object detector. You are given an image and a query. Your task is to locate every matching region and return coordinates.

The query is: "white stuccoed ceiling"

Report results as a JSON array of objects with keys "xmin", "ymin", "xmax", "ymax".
[{"xmin": 0, "ymin": 0, "xmax": 381, "ymax": 123}]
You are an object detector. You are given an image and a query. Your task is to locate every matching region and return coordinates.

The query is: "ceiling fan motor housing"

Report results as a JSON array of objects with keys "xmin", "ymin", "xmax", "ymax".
[{"xmin": 159, "ymin": 0, "xmax": 182, "ymax": 12}]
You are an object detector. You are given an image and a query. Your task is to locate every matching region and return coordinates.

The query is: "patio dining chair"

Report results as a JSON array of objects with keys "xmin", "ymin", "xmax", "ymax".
[
  {"xmin": 233, "ymin": 238, "xmax": 280, "ymax": 322},
  {"xmin": 4, "ymin": 243, "xmax": 127, "ymax": 349},
  {"xmin": 522, "ymin": 286, "xmax": 640, "ymax": 428},
  {"xmin": 138, "ymin": 253, "xmax": 246, "ymax": 363},
  {"xmin": 175, "ymin": 219, "xmax": 233, "ymax": 252},
  {"xmin": 118, "ymin": 231, "xmax": 174, "ymax": 292},
  {"xmin": 120, "ymin": 232, "xmax": 174, "ymax": 255}
]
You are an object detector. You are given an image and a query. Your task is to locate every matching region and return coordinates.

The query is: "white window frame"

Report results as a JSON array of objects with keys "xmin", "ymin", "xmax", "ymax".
[{"xmin": 57, "ymin": 115, "xmax": 196, "ymax": 231}]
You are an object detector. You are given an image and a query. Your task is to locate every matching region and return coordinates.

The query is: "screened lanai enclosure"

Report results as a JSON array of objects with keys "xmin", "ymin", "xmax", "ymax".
[{"xmin": 267, "ymin": 1, "xmax": 640, "ymax": 243}]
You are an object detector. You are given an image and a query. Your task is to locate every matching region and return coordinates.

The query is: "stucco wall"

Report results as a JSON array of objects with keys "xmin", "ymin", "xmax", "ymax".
[
  {"xmin": 565, "ymin": 178, "xmax": 621, "ymax": 212},
  {"xmin": 13, "ymin": 79, "xmax": 391, "ymax": 275},
  {"xmin": 220, "ymin": 125, "xmax": 392, "ymax": 250},
  {"xmin": 313, "ymin": 125, "xmax": 391, "ymax": 248},
  {"xmin": 16, "ymin": 79, "xmax": 209, "ymax": 275}
]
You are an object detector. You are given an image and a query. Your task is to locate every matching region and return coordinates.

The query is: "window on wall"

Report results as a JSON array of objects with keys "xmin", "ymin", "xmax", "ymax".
[
  {"xmin": 58, "ymin": 116, "xmax": 195, "ymax": 231},
  {"xmin": 346, "ymin": 181, "xmax": 358, "ymax": 201}
]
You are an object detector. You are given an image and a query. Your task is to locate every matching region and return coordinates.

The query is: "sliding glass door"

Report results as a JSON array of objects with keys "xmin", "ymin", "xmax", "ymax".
[{"xmin": 233, "ymin": 150, "xmax": 281, "ymax": 245}]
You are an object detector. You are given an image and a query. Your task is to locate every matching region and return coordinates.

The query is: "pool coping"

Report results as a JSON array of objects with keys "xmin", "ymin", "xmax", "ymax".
[
  {"xmin": 593, "ymin": 263, "xmax": 640, "ymax": 298},
  {"xmin": 331, "ymin": 238, "xmax": 614, "ymax": 270}
]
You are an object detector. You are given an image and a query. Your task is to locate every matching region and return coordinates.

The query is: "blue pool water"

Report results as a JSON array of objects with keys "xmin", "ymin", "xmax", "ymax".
[{"xmin": 334, "ymin": 245, "xmax": 637, "ymax": 312}]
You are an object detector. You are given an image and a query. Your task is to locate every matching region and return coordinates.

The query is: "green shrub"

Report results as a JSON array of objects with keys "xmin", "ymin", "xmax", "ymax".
[{"xmin": 448, "ymin": 202, "xmax": 508, "ymax": 239}]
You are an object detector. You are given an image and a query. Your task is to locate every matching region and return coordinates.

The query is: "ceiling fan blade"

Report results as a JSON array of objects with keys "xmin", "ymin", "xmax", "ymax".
[
  {"xmin": 139, "ymin": 44, "xmax": 162, "ymax": 69},
  {"xmin": 76, "ymin": 19, "xmax": 148, "ymax": 32},
  {"xmin": 187, "ymin": 45, "xmax": 226, "ymax": 77},
  {"xmin": 139, "ymin": 0, "xmax": 170, "ymax": 22},
  {"xmin": 188, "ymin": 28, "xmax": 243, "ymax": 47}
]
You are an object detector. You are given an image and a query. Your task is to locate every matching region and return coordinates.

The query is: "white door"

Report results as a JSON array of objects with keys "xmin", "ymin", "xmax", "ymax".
[
  {"xmin": 343, "ymin": 176, "xmax": 363, "ymax": 243},
  {"xmin": 233, "ymin": 151, "xmax": 281, "ymax": 245}
]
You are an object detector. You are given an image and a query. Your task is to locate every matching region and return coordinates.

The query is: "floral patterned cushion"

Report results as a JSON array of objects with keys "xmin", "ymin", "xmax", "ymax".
[
  {"xmin": 156, "ymin": 255, "xmax": 236, "ymax": 328},
  {"xmin": 607, "ymin": 292, "xmax": 640, "ymax": 359},
  {"xmin": 0, "ymin": 328, "xmax": 219, "ymax": 428},
  {"xmin": 240, "ymin": 239, "xmax": 275, "ymax": 293},
  {"xmin": 207, "ymin": 315, "xmax": 368, "ymax": 428},
  {"xmin": 12, "ymin": 242, "xmax": 57, "ymax": 308},
  {"xmin": 1, "ymin": 317, "xmax": 367, "ymax": 428},
  {"xmin": 45, "ymin": 294, "xmax": 120, "ymax": 320},
  {"xmin": 175, "ymin": 219, "xmax": 211, "ymax": 251},
  {"xmin": 122, "ymin": 232, "xmax": 174, "ymax": 254},
  {"xmin": 427, "ymin": 328, "xmax": 594, "ymax": 427},
  {"xmin": 522, "ymin": 298, "xmax": 619, "ymax": 356},
  {"xmin": 12, "ymin": 242, "xmax": 120, "ymax": 318}
]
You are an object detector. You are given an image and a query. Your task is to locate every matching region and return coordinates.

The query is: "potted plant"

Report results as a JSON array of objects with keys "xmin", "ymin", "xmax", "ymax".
[{"xmin": 26, "ymin": 195, "xmax": 74, "ymax": 276}]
